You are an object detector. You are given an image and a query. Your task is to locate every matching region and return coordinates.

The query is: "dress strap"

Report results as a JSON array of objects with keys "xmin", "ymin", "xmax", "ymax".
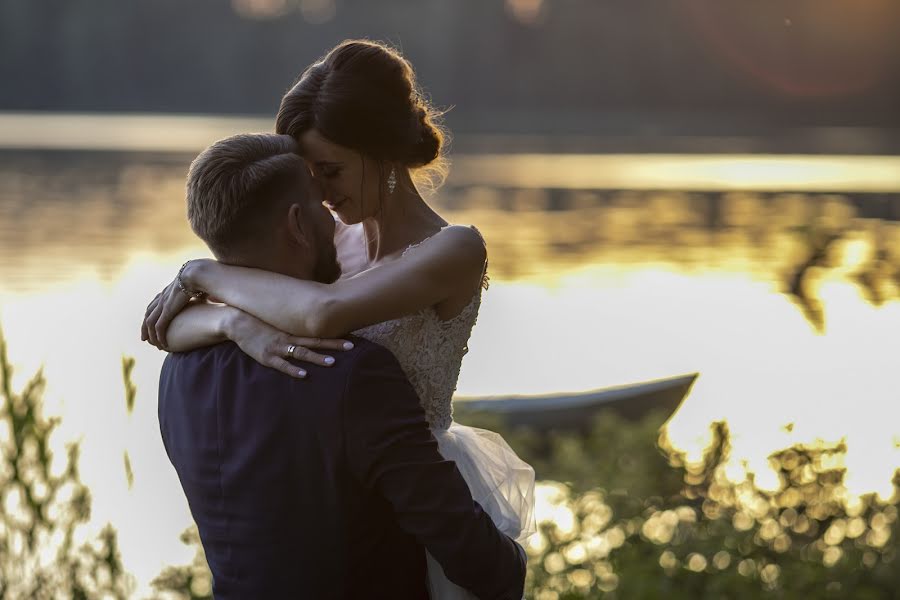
[
  {"xmin": 401, "ymin": 224, "xmax": 490, "ymax": 290},
  {"xmin": 401, "ymin": 225, "xmax": 451, "ymax": 257}
]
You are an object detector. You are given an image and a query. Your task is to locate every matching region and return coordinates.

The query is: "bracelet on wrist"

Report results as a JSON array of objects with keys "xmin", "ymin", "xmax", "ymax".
[{"xmin": 177, "ymin": 260, "xmax": 208, "ymax": 301}]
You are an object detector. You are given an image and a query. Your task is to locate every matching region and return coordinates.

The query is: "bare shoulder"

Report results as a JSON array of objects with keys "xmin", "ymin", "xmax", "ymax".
[
  {"xmin": 403, "ymin": 225, "xmax": 487, "ymax": 315},
  {"xmin": 428, "ymin": 224, "xmax": 487, "ymax": 268}
]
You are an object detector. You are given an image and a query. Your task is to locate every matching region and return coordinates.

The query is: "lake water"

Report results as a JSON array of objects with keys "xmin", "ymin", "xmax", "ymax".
[{"xmin": 1, "ymin": 114, "xmax": 898, "ymax": 592}]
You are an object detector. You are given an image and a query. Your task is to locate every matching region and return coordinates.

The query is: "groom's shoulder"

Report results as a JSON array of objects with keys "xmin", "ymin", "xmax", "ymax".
[
  {"xmin": 337, "ymin": 336, "xmax": 401, "ymax": 378},
  {"xmin": 161, "ymin": 340, "xmax": 242, "ymax": 371},
  {"xmin": 327, "ymin": 336, "xmax": 411, "ymax": 401},
  {"xmin": 161, "ymin": 340, "xmax": 236, "ymax": 368},
  {"xmin": 160, "ymin": 337, "xmax": 401, "ymax": 385},
  {"xmin": 349, "ymin": 335, "xmax": 406, "ymax": 363}
]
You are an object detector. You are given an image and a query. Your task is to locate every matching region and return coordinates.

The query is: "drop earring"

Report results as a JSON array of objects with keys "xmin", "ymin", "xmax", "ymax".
[{"xmin": 387, "ymin": 167, "xmax": 397, "ymax": 195}]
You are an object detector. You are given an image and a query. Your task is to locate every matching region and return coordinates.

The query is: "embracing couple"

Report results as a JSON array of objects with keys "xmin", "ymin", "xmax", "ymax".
[{"xmin": 143, "ymin": 40, "xmax": 535, "ymax": 599}]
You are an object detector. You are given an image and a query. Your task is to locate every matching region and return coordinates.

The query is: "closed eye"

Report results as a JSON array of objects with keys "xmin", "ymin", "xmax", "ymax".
[{"xmin": 316, "ymin": 162, "xmax": 343, "ymax": 179}]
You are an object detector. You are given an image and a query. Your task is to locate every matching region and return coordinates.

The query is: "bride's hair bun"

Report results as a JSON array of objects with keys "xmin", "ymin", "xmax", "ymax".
[
  {"xmin": 276, "ymin": 39, "xmax": 447, "ymax": 172},
  {"xmin": 406, "ymin": 106, "xmax": 442, "ymax": 167}
]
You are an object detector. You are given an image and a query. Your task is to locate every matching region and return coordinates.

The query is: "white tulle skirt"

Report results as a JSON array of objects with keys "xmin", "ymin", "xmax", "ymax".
[{"xmin": 425, "ymin": 421, "xmax": 536, "ymax": 600}]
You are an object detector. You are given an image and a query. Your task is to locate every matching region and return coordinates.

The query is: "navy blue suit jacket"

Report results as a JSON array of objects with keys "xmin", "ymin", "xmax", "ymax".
[{"xmin": 158, "ymin": 338, "xmax": 526, "ymax": 599}]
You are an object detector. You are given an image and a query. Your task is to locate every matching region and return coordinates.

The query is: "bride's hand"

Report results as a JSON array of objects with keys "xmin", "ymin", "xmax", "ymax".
[
  {"xmin": 225, "ymin": 309, "xmax": 354, "ymax": 379},
  {"xmin": 142, "ymin": 259, "xmax": 218, "ymax": 349},
  {"xmin": 142, "ymin": 278, "xmax": 192, "ymax": 350}
]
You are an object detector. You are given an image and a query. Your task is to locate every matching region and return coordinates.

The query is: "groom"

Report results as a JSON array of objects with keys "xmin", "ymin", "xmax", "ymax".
[{"xmin": 158, "ymin": 133, "xmax": 526, "ymax": 599}]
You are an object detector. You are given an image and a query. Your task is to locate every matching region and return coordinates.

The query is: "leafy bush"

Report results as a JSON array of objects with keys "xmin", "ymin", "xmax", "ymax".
[
  {"xmin": 0, "ymin": 329, "xmax": 133, "ymax": 599},
  {"xmin": 3, "ymin": 323, "xmax": 896, "ymax": 599},
  {"xmin": 461, "ymin": 410, "xmax": 900, "ymax": 599}
]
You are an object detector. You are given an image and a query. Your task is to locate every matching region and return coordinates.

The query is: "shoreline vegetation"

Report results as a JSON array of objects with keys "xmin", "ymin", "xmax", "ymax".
[{"xmin": 0, "ymin": 327, "xmax": 897, "ymax": 599}]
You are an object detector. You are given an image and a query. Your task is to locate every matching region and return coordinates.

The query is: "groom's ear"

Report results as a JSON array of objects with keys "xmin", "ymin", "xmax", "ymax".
[{"xmin": 286, "ymin": 203, "xmax": 311, "ymax": 250}]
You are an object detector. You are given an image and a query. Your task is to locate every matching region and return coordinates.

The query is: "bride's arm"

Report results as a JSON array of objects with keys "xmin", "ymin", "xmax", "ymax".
[
  {"xmin": 160, "ymin": 301, "xmax": 352, "ymax": 379},
  {"xmin": 183, "ymin": 225, "xmax": 486, "ymax": 339},
  {"xmin": 163, "ymin": 301, "xmax": 235, "ymax": 350}
]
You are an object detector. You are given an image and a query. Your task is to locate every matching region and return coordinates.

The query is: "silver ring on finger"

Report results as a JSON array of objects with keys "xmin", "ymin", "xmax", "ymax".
[{"xmin": 286, "ymin": 344, "xmax": 297, "ymax": 359}]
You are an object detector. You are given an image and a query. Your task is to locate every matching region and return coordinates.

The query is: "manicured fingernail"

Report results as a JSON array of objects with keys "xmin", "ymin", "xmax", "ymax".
[
  {"xmin": 343, "ymin": 342, "xmax": 354, "ymax": 350},
  {"xmin": 324, "ymin": 356, "xmax": 335, "ymax": 365},
  {"xmin": 298, "ymin": 369, "xmax": 307, "ymax": 378}
]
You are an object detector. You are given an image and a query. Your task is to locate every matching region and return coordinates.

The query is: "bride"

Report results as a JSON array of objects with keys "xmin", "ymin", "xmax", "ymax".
[{"xmin": 142, "ymin": 39, "xmax": 535, "ymax": 598}]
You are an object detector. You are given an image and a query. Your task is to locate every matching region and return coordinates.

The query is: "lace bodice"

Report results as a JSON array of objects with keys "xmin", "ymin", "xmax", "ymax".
[{"xmin": 354, "ymin": 229, "xmax": 487, "ymax": 430}]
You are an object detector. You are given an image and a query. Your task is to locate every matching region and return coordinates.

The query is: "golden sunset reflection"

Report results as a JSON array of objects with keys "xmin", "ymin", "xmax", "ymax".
[
  {"xmin": 452, "ymin": 154, "xmax": 900, "ymax": 193},
  {"xmin": 1, "ymin": 141, "xmax": 899, "ymax": 592}
]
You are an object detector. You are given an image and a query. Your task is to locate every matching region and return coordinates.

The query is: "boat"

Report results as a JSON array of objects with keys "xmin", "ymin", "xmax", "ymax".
[{"xmin": 454, "ymin": 373, "xmax": 698, "ymax": 432}]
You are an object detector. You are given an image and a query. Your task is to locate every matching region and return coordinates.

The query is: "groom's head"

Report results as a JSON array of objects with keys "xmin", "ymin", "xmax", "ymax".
[{"xmin": 186, "ymin": 133, "xmax": 341, "ymax": 283}]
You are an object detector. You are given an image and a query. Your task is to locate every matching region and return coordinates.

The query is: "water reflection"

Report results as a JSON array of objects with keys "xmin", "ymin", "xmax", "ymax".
[{"xmin": 0, "ymin": 149, "xmax": 898, "ymax": 593}]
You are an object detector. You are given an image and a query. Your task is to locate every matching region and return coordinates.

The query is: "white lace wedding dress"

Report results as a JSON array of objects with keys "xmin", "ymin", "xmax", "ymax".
[{"xmin": 355, "ymin": 229, "xmax": 536, "ymax": 599}]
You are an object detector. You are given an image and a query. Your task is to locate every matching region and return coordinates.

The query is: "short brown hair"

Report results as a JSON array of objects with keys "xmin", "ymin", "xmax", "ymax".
[{"xmin": 186, "ymin": 133, "xmax": 305, "ymax": 256}]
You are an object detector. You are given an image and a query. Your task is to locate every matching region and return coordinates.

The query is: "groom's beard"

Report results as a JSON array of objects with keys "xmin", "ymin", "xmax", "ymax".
[{"xmin": 312, "ymin": 243, "xmax": 342, "ymax": 284}]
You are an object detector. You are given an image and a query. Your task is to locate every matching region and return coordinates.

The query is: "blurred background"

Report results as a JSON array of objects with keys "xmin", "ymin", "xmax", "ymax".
[{"xmin": 1, "ymin": 1, "xmax": 899, "ymax": 598}]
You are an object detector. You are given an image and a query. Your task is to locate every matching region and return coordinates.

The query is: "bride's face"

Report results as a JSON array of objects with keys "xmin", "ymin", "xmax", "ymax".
[{"xmin": 299, "ymin": 129, "xmax": 385, "ymax": 225}]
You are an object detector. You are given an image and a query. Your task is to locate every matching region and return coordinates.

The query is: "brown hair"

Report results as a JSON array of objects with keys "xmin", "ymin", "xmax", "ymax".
[
  {"xmin": 186, "ymin": 133, "xmax": 305, "ymax": 256},
  {"xmin": 275, "ymin": 39, "xmax": 447, "ymax": 178}
]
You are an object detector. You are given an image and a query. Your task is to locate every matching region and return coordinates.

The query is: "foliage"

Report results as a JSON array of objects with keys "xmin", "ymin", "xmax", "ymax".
[
  {"xmin": 4, "ymin": 323, "xmax": 898, "ymax": 599},
  {"xmin": 149, "ymin": 527, "xmax": 212, "ymax": 600},
  {"xmin": 462, "ymin": 410, "xmax": 900, "ymax": 599},
  {"xmin": 0, "ymin": 328, "xmax": 133, "ymax": 599}
]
